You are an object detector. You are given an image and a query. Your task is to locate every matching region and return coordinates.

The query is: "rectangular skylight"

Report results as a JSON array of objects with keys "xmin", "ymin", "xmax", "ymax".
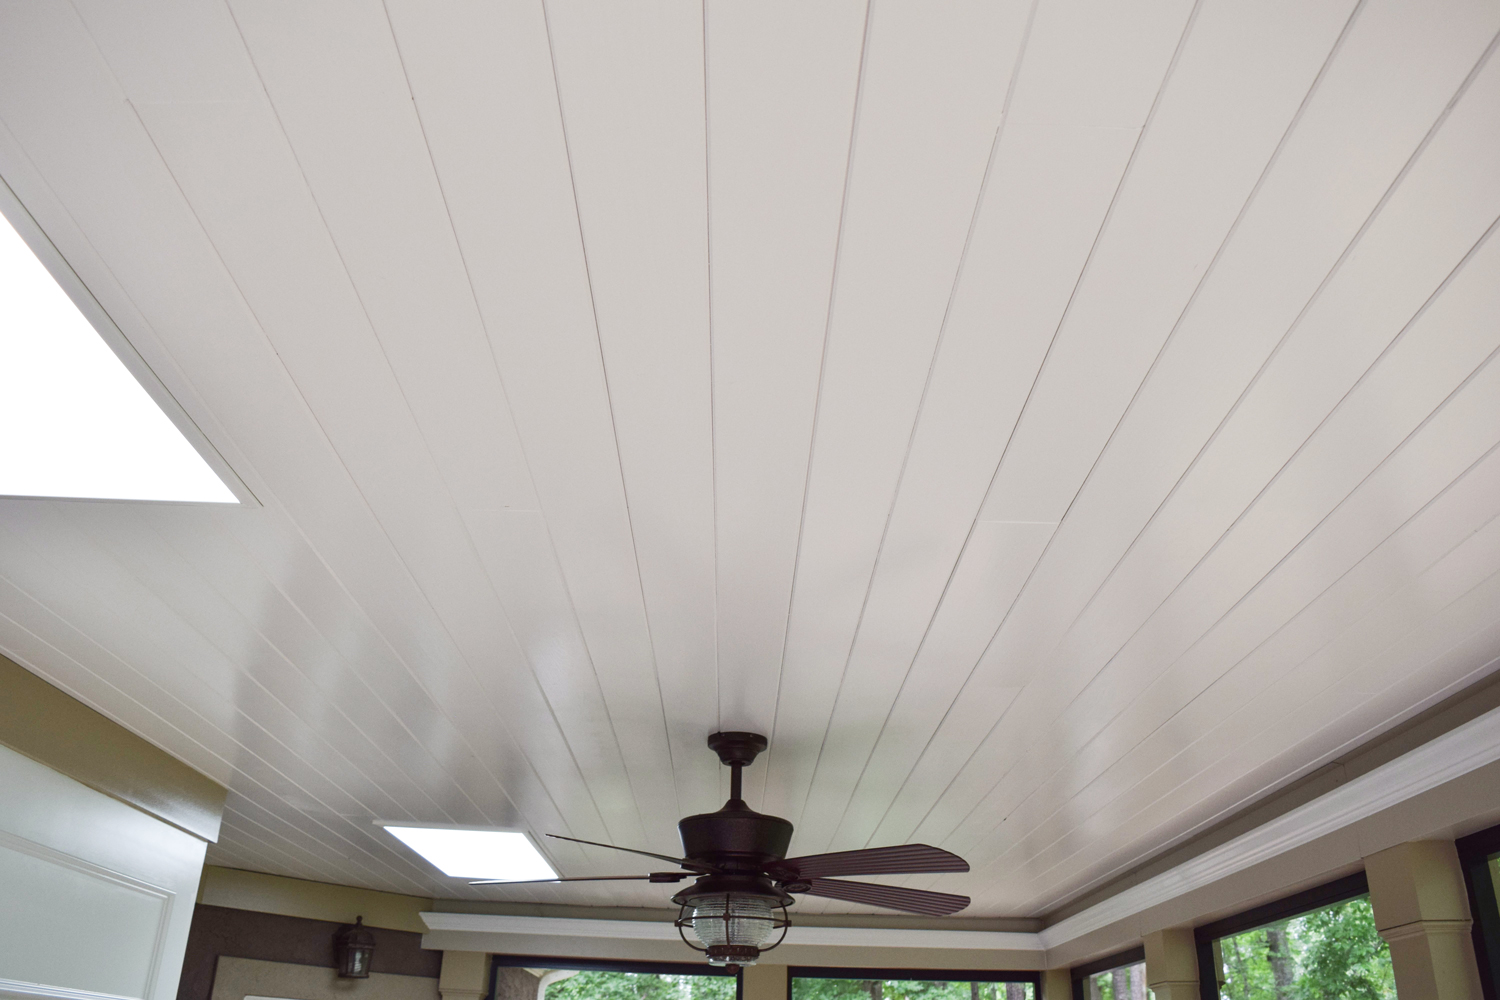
[
  {"xmin": 0, "ymin": 199, "xmax": 236, "ymax": 502},
  {"xmin": 382, "ymin": 825, "xmax": 558, "ymax": 881}
]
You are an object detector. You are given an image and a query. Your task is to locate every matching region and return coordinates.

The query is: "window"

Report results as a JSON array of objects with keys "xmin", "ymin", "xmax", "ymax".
[
  {"xmin": 494, "ymin": 955, "xmax": 738, "ymax": 1000},
  {"xmin": 1193, "ymin": 874, "xmax": 1395, "ymax": 1000},
  {"xmin": 1457, "ymin": 823, "xmax": 1500, "ymax": 1000},
  {"xmin": 1072, "ymin": 948, "xmax": 1149, "ymax": 1000},
  {"xmin": 791, "ymin": 968, "xmax": 1038, "ymax": 1000}
]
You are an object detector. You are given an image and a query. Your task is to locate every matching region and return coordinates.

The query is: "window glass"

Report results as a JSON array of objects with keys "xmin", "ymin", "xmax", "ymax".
[
  {"xmin": 1079, "ymin": 961, "xmax": 1150, "ymax": 1000},
  {"xmin": 1456, "ymin": 829, "xmax": 1500, "ymax": 1000},
  {"xmin": 541, "ymin": 969, "xmax": 736, "ymax": 1000},
  {"xmin": 1206, "ymin": 895, "xmax": 1395, "ymax": 1000},
  {"xmin": 791, "ymin": 977, "xmax": 1035, "ymax": 1000}
]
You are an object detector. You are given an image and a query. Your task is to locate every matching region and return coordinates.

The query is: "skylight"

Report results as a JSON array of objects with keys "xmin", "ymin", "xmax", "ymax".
[
  {"xmin": 382, "ymin": 825, "xmax": 558, "ymax": 881},
  {"xmin": 0, "ymin": 204, "xmax": 236, "ymax": 502}
]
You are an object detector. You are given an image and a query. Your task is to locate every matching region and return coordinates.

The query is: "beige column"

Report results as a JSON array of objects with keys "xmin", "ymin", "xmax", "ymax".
[
  {"xmin": 1144, "ymin": 928, "xmax": 1201, "ymax": 1000},
  {"xmin": 1041, "ymin": 967, "xmax": 1073, "ymax": 1000},
  {"xmin": 743, "ymin": 964, "xmax": 789, "ymax": 1000},
  {"xmin": 1365, "ymin": 841, "xmax": 1483, "ymax": 1000},
  {"xmin": 439, "ymin": 951, "xmax": 490, "ymax": 1000}
]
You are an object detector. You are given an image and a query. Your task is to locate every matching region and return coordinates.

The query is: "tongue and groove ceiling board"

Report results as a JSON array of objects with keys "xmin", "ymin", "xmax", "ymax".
[{"xmin": 0, "ymin": 0, "xmax": 1497, "ymax": 918}]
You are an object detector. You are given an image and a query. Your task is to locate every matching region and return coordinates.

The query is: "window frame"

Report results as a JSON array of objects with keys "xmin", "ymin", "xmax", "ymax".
[
  {"xmin": 1069, "ymin": 946, "xmax": 1146, "ymax": 1000},
  {"xmin": 1190, "ymin": 872, "xmax": 1371, "ymax": 1000},
  {"xmin": 788, "ymin": 964, "xmax": 1041, "ymax": 1000},
  {"xmin": 1457, "ymin": 822, "xmax": 1500, "ymax": 1000},
  {"xmin": 489, "ymin": 951, "xmax": 742, "ymax": 1000}
]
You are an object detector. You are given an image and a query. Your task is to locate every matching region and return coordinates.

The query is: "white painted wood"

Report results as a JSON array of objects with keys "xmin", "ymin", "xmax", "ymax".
[
  {"xmin": 795, "ymin": 120, "xmax": 1137, "ymax": 853},
  {"xmin": 962, "ymin": 209, "xmax": 1500, "ymax": 896},
  {"xmin": 0, "ymin": 744, "xmax": 206, "ymax": 1000},
  {"xmin": 763, "ymin": 0, "xmax": 1033, "ymax": 832},
  {"xmin": 0, "ymin": 0, "xmax": 1497, "ymax": 922},
  {"xmin": 705, "ymin": 0, "xmax": 867, "ymax": 754},
  {"xmin": 867, "ymin": 0, "xmax": 1363, "ymax": 857},
  {"xmin": 931, "ymin": 14, "xmax": 1500, "ymax": 883},
  {"xmin": 420, "ymin": 909, "xmax": 1042, "ymax": 952},
  {"xmin": 539, "ymin": 0, "xmax": 719, "ymax": 823}
]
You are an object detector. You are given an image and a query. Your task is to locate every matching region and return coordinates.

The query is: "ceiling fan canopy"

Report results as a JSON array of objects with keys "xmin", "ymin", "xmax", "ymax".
[{"xmin": 472, "ymin": 731, "xmax": 971, "ymax": 968}]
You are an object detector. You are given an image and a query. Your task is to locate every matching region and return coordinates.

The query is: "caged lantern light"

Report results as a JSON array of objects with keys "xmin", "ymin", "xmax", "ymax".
[{"xmin": 334, "ymin": 916, "xmax": 376, "ymax": 978}]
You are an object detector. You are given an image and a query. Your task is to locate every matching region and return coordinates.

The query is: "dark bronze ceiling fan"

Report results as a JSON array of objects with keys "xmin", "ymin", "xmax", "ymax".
[{"xmin": 471, "ymin": 732, "xmax": 970, "ymax": 968}]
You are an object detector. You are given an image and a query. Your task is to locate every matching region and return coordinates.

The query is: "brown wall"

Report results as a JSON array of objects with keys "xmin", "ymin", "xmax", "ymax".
[{"xmin": 178, "ymin": 904, "xmax": 442, "ymax": 1000}]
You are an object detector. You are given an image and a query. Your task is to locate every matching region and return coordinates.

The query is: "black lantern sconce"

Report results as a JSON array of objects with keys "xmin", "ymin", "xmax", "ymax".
[{"xmin": 334, "ymin": 916, "xmax": 376, "ymax": 978}]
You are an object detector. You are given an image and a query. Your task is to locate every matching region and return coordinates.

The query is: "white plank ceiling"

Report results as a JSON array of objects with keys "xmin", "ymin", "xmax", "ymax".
[{"xmin": 0, "ymin": 0, "xmax": 1498, "ymax": 918}]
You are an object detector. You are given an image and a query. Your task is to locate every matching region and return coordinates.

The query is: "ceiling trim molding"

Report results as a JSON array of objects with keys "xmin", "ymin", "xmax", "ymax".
[
  {"xmin": 428, "ymin": 703, "xmax": 1500, "ymax": 958},
  {"xmin": 1038, "ymin": 703, "xmax": 1500, "ymax": 949},
  {"xmin": 418, "ymin": 911, "xmax": 1044, "ymax": 953},
  {"xmin": 422, "ymin": 704, "xmax": 1500, "ymax": 959}
]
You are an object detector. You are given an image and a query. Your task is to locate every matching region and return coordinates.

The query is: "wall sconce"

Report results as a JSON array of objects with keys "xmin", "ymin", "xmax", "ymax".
[{"xmin": 334, "ymin": 916, "xmax": 376, "ymax": 978}]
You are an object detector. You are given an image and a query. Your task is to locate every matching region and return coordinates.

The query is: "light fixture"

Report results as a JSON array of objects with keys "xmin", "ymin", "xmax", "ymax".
[
  {"xmin": 0, "ymin": 190, "xmax": 236, "ymax": 502},
  {"xmin": 334, "ymin": 916, "xmax": 376, "ymax": 978},
  {"xmin": 382, "ymin": 825, "xmax": 557, "ymax": 881},
  {"xmin": 673, "ymin": 884, "xmax": 789, "ymax": 967}
]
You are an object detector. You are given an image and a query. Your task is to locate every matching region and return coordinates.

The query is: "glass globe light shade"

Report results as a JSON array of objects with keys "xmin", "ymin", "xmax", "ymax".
[{"xmin": 689, "ymin": 894, "xmax": 776, "ymax": 963}]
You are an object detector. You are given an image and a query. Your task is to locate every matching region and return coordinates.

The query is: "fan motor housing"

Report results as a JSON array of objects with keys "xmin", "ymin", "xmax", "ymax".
[
  {"xmin": 678, "ymin": 802, "xmax": 793, "ymax": 865},
  {"xmin": 671, "ymin": 872, "xmax": 792, "ymax": 908}
]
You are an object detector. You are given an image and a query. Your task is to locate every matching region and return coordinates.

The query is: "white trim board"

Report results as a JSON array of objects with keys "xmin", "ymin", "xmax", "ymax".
[
  {"xmin": 419, "ymin": 911, "xmax": 1042, "ymax": 952},
  {"xmin": 425, "ymin": 703, "xmax": 1500, "ymax": 956},
  {"xmin": 0, "ymin": 982, "xmax": 143, "ymax": 1000},
  {"xmin": 1039, "ymin": 702, "xmax": 1500, "ymax": 949}
]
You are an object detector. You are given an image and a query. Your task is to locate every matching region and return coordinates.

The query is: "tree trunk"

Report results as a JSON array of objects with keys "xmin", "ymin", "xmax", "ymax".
[
  {"xmin": 1131, "ymin": 964, "xmax": 1146, "ymax": 1000},
  {"xmin": 867, "ymin": 982, "xmax": 882, "ymax": 1000},
  {"xmin": 972, "ymin": 983, "xmax": 981, "ymax": 1000},
  {"xmin": 1007, "ymin": 983, "xmax": 1028, "ymax": 1000},
  {"xmin": 1089, "ymin": 976, "xmax": 1102, "ymax": 1000},
  {"xmin": 1229, "ymin": 935, "xmax": 1253, "ymax": 1000},
  {"xmin": 1266, "ymin": 926, "xmax": 1295, "ymax": 1000},
  {"xmin": 1112, "ymin": 969, "xmax": 1129, "ymax": 1000}
]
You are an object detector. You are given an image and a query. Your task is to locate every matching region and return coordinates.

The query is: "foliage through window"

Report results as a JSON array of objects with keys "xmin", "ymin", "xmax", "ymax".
[
  {"xmin": 1206, "ymin": 896, "xmax": 1395, "ymax": 1000},
  {"xmin": 792, "ymin": 976, "xmax": 1034, "ymax": 1000},
  {"xmin": 543, "ymin": 969, "xmax": 736, "ymax": 1000},
  {"xmin": 1456, "ymin": 823, "xmax": 1500, "ymax": 1000},
  {"xmin": 1078, "ymin": 960, "xmax": 1149, "ymax": 1000}
]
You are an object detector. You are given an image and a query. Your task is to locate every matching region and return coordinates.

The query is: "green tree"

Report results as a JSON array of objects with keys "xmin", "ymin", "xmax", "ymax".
[
  {"xmin": 1291, "ymin": 899, "xmax": 1395, "ymax": 1000},
  {"xmin": 547, "ymin": 971, "xmax": 735, "ymax": 1000}
]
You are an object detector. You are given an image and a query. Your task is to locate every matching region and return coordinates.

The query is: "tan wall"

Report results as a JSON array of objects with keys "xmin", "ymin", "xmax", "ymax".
[
  {"xmin": 0, "ymin": 652, "xmax": 225, "ymax": 842},
  {"xmin": 210, "ymin": 956, "xmax": 438, "ymax": 1000},
  {"xmin": 199, "ymin": 865, "xmax": 433, "ymax": 932}
]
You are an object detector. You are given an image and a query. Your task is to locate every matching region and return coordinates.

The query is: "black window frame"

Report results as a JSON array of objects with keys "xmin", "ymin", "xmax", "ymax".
[
  {"xmin": 490, "ymin": 952, "xmax": 742, "ymax": 1000},
  {"xmin": 1190, "ymin": 872, "xmax": 1371, "ymax": 1000},
  {"xmin": 788, "ymin": 965, "xmax": 1041, "ymax": 1000},
  {"xmin": 1069, "ymin": 946, "xmax": 1146, "ymax": 1000},
  {"xmin": 1457, "ymin": 822, "xmax": 1500, "ymax": 1000}
]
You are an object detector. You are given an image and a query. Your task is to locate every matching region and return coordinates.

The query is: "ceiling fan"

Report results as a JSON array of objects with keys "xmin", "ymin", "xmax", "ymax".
[{"xmin": 471, "ymin": 732, "xmax": 970, "ymax": 968}]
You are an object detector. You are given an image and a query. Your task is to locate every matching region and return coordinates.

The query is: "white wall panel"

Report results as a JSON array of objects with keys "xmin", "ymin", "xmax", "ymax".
[{"xmin": 0, "ymin": 744, "xmax": 206, "ymax": 1000}]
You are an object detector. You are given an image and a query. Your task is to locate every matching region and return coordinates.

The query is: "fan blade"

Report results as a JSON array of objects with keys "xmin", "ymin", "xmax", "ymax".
[
  {"xmin": 798, "ymin": 878, "xmax": 970, "ymax": 917},
  {"xmin": 777, "ymin": 844, "xmax": 969, "ymax": 879},
  {"xmin": 546, "ymin": 833, "xmax": 714, "ymax": 872},
  {"xmin": 469, "ymin": 873, "xmax": 688, "ymax": 886}
]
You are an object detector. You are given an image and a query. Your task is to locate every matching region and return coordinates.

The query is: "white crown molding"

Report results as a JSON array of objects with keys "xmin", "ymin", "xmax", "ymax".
[
  {"xmin": 0, "ymin": 981, "xmax": 142, "ymax": 1000},
  {"xmin": 1039, "ymin": 703, "xmax": 1500, "ymax": 950},
  {"xmin": 424, "ymin": 705, "xmax": 1500, "ymax": 960},
  {"xmin": 422, "ymin": 911, "xmax": 678, "ymax": 941},
  {"xmin": 419, "ymin": 911, "xmax": 1044, "ymax": 953}
]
